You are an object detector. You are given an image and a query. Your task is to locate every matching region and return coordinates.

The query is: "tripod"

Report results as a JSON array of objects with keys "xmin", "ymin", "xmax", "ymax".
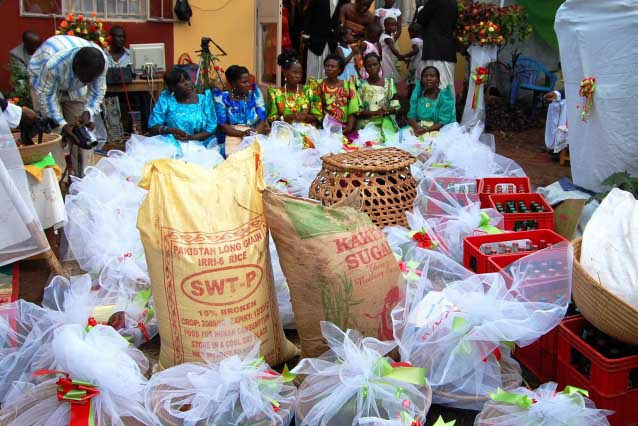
[{"xmin": 195, "ymin": 37, "xmax": 228, "ymax": 91}]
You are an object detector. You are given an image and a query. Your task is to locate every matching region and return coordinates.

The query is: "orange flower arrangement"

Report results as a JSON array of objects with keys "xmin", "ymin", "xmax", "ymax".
[{"xmin": 55, "ymin": 11, "xmax": 108, "ymax": 49}]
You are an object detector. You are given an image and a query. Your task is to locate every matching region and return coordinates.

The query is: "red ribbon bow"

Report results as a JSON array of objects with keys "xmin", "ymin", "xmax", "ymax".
[
  {"xmin": 33, "ymin": 370, "xmax": 100, "ymax": 426},
  {"xmin": 412, "ymin": 231, "xmax": 434, "ymax": 249}
]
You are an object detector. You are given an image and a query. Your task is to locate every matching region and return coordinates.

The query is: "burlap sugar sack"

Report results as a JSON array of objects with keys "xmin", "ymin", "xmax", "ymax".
[
  {"xmin": 137, "ymin": 143, "xmax": 297, "ymax": 369},
  {"xmin": 263, "ymin": 189, "xmax": 401, "ymax": 358}
]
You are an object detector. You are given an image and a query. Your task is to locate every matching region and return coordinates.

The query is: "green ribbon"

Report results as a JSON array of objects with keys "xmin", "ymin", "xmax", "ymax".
[
  {"xmin": 432, "ymin": 416, "xmax": 456, "ymax": 426},
  {"xmin": 563, "ymin": 386, "xmax": 589, "ymax": 397},
  {"xmin": 489, "ymin": 388, "xmax": 534, "ymax": 409},
  {"xmin": 478, "ymin": 212, "xmax": 503, "ymax": 234},
  {"xmin": 132, "ymin": 289, "xmax": 155, "ymax": 322},
  {"xmin": 373, "ymin": 358, "xmax": 427, "ymax": 386},
  {"xmin": 27, "ymin": 152, "xmax": 57, "ymax": 168}
]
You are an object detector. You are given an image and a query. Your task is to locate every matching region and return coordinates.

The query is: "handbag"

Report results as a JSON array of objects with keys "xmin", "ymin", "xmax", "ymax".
[
  {"xmin": 174, "ymin": 0, "xmax": 193, "ymax": 25},
  {"xmin": 174, "ymin": 53, "xmax": 199, "ymax": 84},
  {"xmin": 106, "ymin": 65, "xmax": 133, "ymax": 85}
]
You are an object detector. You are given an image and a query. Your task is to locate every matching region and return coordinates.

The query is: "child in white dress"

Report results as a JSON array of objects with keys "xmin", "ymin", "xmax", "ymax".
[
  {"xmin": 405, "ymin": 22, "xmax": 425, "ymax": 86},
  {"xmin": 380, "ymin": 17, "xmax": 403, "ymax": 82},
  {"xmin": 374, "ymin": 0, "xmax": 402, "ymax": 39}
]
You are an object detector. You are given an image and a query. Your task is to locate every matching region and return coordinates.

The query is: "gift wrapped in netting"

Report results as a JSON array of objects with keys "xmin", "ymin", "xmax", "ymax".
[
  {"xmin": 145, "ymin": 323, "xmax": 296, "ymax": 426},
  {"xmin": 359, "ymin": 415, "xmax": 456, "ymax": 425},
  {"xmin": 0, "ymin": 323, "xmax": 155, "ymax": 425},
  {"xmin": 293, "ymin": 322, "xmax": 432, "ymax": 425},
  {"xmin": 414, "ymin": 123, "xmax": 525, "ymax": 179},
  {"xmin": 0, "ymin": 274, "xmax": 149, "ymax": 403},
  {"xmin": 392, "ymin": 243, "xmax": 573, "ymax": 410},
  {"xmin": 415, "ymin": 177, "xmax": 503, "ymax": 263},
  {"xmin": 237, "ymin": 120, "xmax": 343, "ymax": 197},
  {"xmin": 475, "ymin": 382, "xmax": 613, "ymax": 425}
]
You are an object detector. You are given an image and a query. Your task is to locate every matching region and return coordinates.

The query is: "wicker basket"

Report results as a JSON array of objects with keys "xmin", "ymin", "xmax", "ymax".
[
  {"xmin": 308, "ymin": 148, "xmax": 417, "ymax": 228},
  {"xmin": 432, "ymin": 355, "xmax": 521, "ymax": 405},
  {"xmin": 148, "ymin": 383, "xmax": 295, "ymax": 426},
  {"xmin": 572, "ymin": 238, "xmax": 638, "ymax": 345},
  {"xmin": 474, "ymin": 404, "xmax": 509, "ymax": 423},
  {"xmin": 13, "ymin": 133, "xmax": 62, "ymax": 164},
  {"xmin": 0, "ymin": 381, "xmax": 146, "ymax": 426}
]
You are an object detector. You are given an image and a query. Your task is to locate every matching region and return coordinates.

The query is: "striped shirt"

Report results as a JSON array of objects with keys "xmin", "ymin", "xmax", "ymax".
[{"xmin": 28, "ymin": 36, "xmax": 107, "ymax": 127}]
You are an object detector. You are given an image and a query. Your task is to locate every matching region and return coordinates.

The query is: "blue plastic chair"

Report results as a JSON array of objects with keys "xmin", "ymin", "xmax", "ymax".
[{"xmin": 509, "ymin": 56, "xmax": 558, "ymax": 110}]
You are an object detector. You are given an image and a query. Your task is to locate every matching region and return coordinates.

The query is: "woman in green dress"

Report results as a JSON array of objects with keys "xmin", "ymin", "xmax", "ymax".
[
  {"xmin": 407, "ymin": 66, "xmax": 456, "ymax": 137},
  {"xmin": 314, "ymin": 53, "xmax": 361, "ymax": 138},
  {"xmin": 356, "ymin": 52, "xmax": 400, "ymax": 142},
  {"xmin": 267, "ymin": 50, "xmax": 322, "ymax": 126}
]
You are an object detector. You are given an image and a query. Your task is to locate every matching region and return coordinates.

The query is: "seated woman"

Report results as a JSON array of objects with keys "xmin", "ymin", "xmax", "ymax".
[
  {"xmin": 148, "ymin": 68, "xmax": 218, "ymax": 151},
  {"xmin": 213, "ymin": 65, "xmax": 268, "ymax": 156},
  {"xmin": 267, "ymin": 50, "xmax": 322, "ymax": 148},
  {"xmin": 407, "ymin": 66, "xmax": 456, "ymax": 138},
  {"xmin": 356, "ymin": 52, "xmax": 400, "ymax": 143},
  {"xmin": 313, "ymin": 54, "xmax": 360, "ymax": 138}
]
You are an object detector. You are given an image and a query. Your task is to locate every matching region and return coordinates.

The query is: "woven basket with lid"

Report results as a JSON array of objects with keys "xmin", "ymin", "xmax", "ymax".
[{"xmin": 309, "ymin": 148, "xmax": 418, "ymax": 228}]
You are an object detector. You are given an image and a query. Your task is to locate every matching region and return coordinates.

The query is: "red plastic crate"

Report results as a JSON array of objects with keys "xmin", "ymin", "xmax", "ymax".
[
  {"xmin": 478, "ymin": 176, "xmax": 532, "ymax": 207},
  {"xmin": 0, "ymin": 263, "xmax": 19, "ymax": 305},
  {"xmin": 514, "ymin": 327, "xmax": 559, "ymax": 383},
  {"xmin": 556, "ymin": 315, "xmax": 638, "ymax": 426},
  {"xmin": 463, "ymin": 229, "xmax": 567, "ymax": 274},
  {"xmin": 421, "ymin": 177, "xmax": 480, "ymax": 215},
  {"xmin": 488, "ymin": 193, "xmax": 554, "ymax": 231}
]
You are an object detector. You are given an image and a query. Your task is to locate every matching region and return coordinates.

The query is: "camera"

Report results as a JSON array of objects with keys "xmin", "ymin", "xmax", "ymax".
[{"xmin": 72, "ymin": 126, "xmax": 98, "ymax": 150}]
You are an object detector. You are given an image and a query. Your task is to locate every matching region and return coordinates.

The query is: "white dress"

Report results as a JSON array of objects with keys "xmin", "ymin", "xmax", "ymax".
[
  {"xmin": 408, "ymin": 37, "xmax": 425, "ymax": 85},
  {"xmin": 380, "ymin": 33, "xmax": 401, "ymax": 82},
  {"xmin": 374, "ymin": 7, "xmax": 402, "ymax": 28}
]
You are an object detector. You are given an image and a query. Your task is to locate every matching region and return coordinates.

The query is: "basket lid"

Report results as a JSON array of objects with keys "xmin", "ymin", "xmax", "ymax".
[{"xmin": 321, "ymin": 148, "xmax": 416, "ymax": 172}]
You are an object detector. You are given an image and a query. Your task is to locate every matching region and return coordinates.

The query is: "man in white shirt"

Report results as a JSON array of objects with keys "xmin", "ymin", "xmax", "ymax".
[{"xmin": 106, "ymin": 26, "xmax": 131, "ymax": 68}]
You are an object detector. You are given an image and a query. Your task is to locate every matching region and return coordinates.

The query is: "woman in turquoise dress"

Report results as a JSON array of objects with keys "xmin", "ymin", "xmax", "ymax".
[
  {"xmin": 407, "ymin": 66, "xmax": 456, "ymax": 137},
  {"xmin": 148, "ymin": 68, "xmax": 218, "ymax": 149},
  {"xmin": 213, "ymin": 65, "xmax": 268, "ymax": 156}
]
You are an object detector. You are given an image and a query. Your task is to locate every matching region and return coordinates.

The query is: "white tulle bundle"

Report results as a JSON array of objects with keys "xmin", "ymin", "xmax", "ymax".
[
  {"xmin": 476, "ymin": 382, "xmax": 612, "ymax": 425},
  {"xmin": 415, "ymin": 178, "xmax": 504, "ymax": 263},
  {"xmin": 145, "ymin": 330, "xmax": 296, "ymax": 426},
  {"xmin": 393, "ymin": 244, "xmax": 573, "ymax": 410},
  {"xmin": 417, "ymin": 123, "xmax": 525, "ymax": 179},
  {"xmin": 0, "ymin": 324, "xmax": 155, "ymax": 426},
  {"xmin": 293, "ymin": 322, "xmax": 432, "ymax": 426},
  {"xmin": 0, "ymin": 275, "xmax": 150, "ymax": 404}
]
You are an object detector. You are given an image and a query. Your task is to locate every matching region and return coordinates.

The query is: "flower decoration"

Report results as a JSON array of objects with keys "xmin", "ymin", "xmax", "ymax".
[
  {"xmin": 471, "ymin": 66, "xmax": 489, "ymax": 110},
  {"xmin": 577, "ymin": 77, "xmax": 596, "ymax": 122},
  {"xmin": 410, "ymin": 230, "xmax": 437, "ymax": 250},
  {"xmin": 456, "ymin": 3, "xmax": 532, "ymax": 51},
  {"xmin": 56, "ymin": 11, "xmax": 108, "ymax": 49}
]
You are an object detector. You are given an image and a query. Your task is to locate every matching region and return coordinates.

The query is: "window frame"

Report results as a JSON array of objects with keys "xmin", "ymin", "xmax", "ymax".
[{"xmin": 19, "ymin": 0, "xmax": 175, "ymax": 22}]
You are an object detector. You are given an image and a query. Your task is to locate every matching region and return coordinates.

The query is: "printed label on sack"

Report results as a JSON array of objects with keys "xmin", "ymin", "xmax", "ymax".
[{"xmin": 160, "ymin": 216, "xmax": 281, "ymax": 364}]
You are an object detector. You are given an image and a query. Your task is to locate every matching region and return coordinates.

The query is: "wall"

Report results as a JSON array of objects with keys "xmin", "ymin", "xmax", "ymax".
[
  {"xmin": 172, "ymin": 0, "xmax": 256, "ymax": 74},
  {"xmin": 0, "ymin": 2, "xmax": 174, "ymax": 93}
]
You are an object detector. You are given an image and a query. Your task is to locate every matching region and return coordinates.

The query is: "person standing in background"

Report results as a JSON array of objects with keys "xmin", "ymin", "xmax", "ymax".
[
  {"xmin": 416, "ymin": 0, "xmax": 458, "ymax": 97},
  {"xmin": 10, "ymin": 31, "xmax": 42, "ymax": 74},
  {"xmin": 106, "ymin": 26, "xmax": 130, "ymax": 67},
  {"xmin": 303, "ymin": 0, "xmax": 343, "ymax": 79},
  {"xmin": 339, "ymin": 0, "xmax": 376, "ymax": 41}
]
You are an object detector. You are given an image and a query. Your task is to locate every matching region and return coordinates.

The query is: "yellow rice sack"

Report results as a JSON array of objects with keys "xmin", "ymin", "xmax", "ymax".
[{"xmin": 137, "ymin": 144, "xmax": 297, "ymax": 369}]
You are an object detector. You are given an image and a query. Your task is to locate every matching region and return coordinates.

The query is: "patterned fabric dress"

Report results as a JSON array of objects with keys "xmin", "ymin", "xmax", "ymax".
[
  {"xmin": 312, "ymin": 78, "xmax": 360, "ymax": 127},
  {"xmin": 148, "ymin": 89, "xmax": 218, "ymax": 147},
  {"xmin": 357, "ymin": 78, "xmax": 400, "ymax": 141},
  {"xmin": 266, "ymin": 83, "xmax": 323, "ymax": 148}
]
